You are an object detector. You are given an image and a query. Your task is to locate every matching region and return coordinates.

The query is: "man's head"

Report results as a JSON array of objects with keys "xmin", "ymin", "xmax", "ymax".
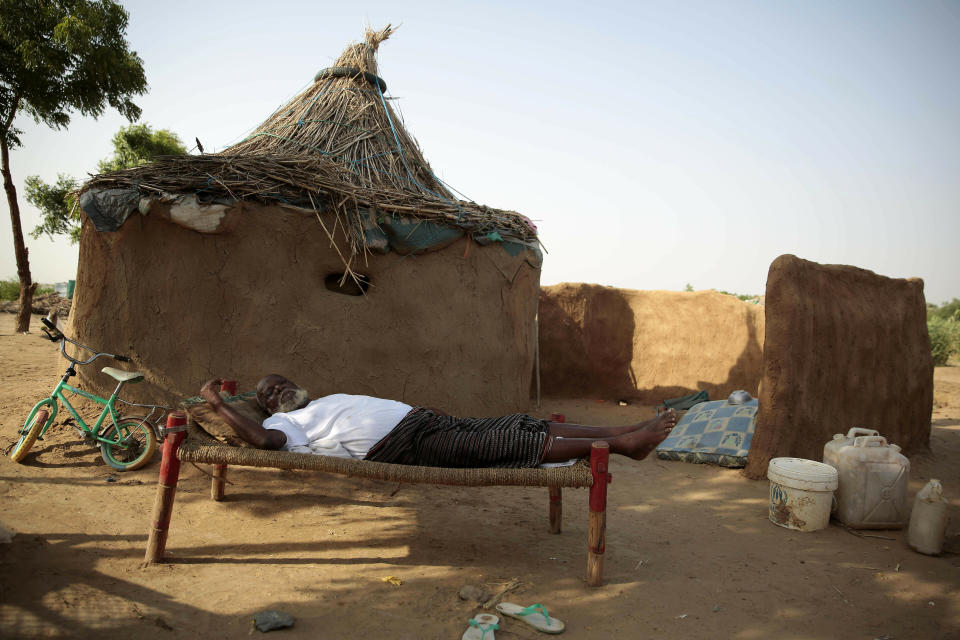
[{"xmin": 256, "ymin": 374, "xmax": 310, "ymax": 415}]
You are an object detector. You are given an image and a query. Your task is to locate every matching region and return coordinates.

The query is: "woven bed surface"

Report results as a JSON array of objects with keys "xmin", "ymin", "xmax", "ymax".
[{"xmin": 182, "ymin": 406, "xmax": 593, "ymax": 488}]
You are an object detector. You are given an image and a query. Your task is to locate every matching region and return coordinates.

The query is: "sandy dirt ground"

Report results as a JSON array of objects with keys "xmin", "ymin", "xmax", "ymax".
[{"xmin": 1, "ymin": 313, "xmax": 958, "ymax": 639}]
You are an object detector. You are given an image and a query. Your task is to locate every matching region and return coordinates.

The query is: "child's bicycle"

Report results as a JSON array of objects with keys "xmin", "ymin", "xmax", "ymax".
[{"xmin": 9, "ymin": 316, "xmax": 170, "ymax": 471}]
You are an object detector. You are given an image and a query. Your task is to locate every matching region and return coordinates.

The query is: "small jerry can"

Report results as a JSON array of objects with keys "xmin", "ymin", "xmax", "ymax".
[
  {"xmin": 908, "ymin": 479, "xmax": 949, "ymax": 555},
  {"xmin": 823, "ymin": 427, "xmax": 880, "ymax": 470},
  {"xmin": 830, "ymin": 434, "xmax": 910, "ymax": 529}
]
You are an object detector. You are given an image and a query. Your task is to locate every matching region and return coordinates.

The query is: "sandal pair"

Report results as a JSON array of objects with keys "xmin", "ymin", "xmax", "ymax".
[{"xmin": 462, "ymin": 603, "xmax": 565, "ymax": 638}]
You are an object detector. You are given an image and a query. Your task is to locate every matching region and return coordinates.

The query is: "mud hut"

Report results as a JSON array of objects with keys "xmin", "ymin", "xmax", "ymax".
[{"xmin": 71, "ymin": 26, "xmax": 541, "ymax": 415}]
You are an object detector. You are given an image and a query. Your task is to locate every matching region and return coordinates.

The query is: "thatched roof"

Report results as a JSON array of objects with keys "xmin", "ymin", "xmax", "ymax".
[
  {"xmin": 80, "ymin": 26, "xmax": 538, "ymax": 262},
  {"xmin": 228, "ymin": 25, "xmax": 448, "ymax": 199}
]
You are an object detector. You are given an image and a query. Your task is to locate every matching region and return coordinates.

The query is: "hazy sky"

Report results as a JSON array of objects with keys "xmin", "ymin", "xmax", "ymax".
[{"xmin": 4, "ymin": 1, "xmax": 959, "ymax": 303}]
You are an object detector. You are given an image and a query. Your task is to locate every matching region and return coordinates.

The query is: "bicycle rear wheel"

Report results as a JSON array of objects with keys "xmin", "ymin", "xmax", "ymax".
[
  {"xmin": 99, "ymin": 417, "xmax": 157, "ymax": 471},
  {"xmin": 10, "ymin": 407, "xmax": 51, "ymax": 463}
]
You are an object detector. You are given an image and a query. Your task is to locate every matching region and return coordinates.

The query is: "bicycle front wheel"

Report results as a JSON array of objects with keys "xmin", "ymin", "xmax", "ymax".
[
  {"xmin": 99, "ymin": 417, "xmax": 158, "ymax": 471},
  {"xmin": 10, "ymin": 405, "xmax": 51, "ymax": 463}
]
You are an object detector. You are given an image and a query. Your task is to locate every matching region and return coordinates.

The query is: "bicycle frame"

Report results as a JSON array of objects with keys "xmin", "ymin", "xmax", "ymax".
[{"xmin": 35, "ymin": 373, "xmax": 128, "ymax": 445}]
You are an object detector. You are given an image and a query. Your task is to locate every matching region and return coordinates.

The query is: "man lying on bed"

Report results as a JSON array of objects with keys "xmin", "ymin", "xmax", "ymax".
[{"xmin": 199, "ymin": 375, "xmax": 678, "ymax": 468}]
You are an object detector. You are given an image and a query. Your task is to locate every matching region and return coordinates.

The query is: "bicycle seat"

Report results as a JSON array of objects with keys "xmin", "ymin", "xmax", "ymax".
[{"xmin": 102, "ymin": 367, "xmax": 145, "ymax": 384}]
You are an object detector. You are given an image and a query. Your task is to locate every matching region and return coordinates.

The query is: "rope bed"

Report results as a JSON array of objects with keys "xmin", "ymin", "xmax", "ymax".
[
  {"xmin": 145, "ymin": 409, "xmax": 614, "ymax": 586},
  {"xmin": 178, "ymin": 419, "xmax": 594, "ymax": 487}
]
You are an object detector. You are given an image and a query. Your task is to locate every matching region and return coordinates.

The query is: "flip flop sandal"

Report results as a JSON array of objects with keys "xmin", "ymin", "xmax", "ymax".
[
  {"xmin": 462, "ymin": 613, "xmax": 499, "ymax": 640},
  {"xmin": 495, "ymin": 602, "xmax": 565, "ymax": 634}
]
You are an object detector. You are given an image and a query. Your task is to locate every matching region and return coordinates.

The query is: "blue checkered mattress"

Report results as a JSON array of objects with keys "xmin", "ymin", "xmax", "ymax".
[{"xmin": 655, "ymin": 398, "xmax": 757, "ymax": 468}]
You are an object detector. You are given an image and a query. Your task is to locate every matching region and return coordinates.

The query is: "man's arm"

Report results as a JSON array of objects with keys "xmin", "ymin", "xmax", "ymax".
[{"xmin": 200, "ymin": 379, "xmax": 287, "ymax": 450}]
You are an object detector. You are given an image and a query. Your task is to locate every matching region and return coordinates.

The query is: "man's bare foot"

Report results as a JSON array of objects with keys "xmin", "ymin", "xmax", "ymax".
[
  {"xmin": 627, "ymin": 408, "xmax": 679, "ymax": 433},
  {"xmin": 650, "ymin": 408, "xmax": 679, "ymax": 431},
  {"xmin": 617, "ymin": 409, "xmax": 677, "ymax": 460}
]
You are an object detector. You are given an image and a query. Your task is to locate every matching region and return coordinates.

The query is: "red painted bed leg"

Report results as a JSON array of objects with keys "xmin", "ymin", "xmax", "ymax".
[
  {"xmin": 587, "ymin": 441, "xmax": 611, "ymax": 587},
  {"xmin": 145, "ymin": 412, "xmax": 187, "ymax": 564},
  {"xmin": 211, "ymin": 464, "xmax": 228, "ymax": 501}
]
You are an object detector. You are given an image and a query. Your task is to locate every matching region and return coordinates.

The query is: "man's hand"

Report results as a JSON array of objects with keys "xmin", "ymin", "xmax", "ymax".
[
  {"xmin": 200, "ymin": 378, "xmax": 225, "ymax": 406},
  {"xmin": 197, "ymin": 376, "xmax": 285, "ymax": 450}
]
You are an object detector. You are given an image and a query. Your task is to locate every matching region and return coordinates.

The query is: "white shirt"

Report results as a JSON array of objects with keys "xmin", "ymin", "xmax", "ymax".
[{"xmin": 262, "ymin": 394, "xmax": 412, "ymax": 458}]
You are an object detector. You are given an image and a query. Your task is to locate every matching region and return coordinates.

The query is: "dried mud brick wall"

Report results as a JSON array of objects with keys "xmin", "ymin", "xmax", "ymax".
[
  {"xmin": 538, "ymin": 284, "xmax": 765, "ymax": 403},
  {"xmin": 744, "ymin": 254, "xmax": 933, "ymax": 479},
  {"xmin": 68, "ymin": 203, "xmax": 540, "ymax": 416}
]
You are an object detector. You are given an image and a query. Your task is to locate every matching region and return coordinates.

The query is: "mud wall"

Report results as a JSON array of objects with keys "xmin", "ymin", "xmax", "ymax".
[
  {"xmin": 744, "ymin": 255, "xmax": 933, "ymax": 479},
  {"xmin": 68, "ymin": 202, "xmax": 540, "ymax": 416},
  {"xmin": 537, "ymin": 284, "xmax": 765, "ymax": 403}
]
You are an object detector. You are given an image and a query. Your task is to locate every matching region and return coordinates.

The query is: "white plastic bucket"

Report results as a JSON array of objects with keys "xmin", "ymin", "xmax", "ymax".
[{"xmin": 768, "ymin": 458, "xmax": 839, "ymax": 532}]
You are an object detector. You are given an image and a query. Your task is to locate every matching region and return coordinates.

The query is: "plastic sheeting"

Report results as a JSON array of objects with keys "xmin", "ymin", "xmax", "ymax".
[
  {"xmin": 79, "ymin": 188, "xmax": 541, "ymax": 265},
  {"xmin": 78, "ymin": 188, "xmax": 140, "ymax": 232}
]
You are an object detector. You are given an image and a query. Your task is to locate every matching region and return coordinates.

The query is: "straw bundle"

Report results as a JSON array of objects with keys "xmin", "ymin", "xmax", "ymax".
[
  {"xmin": 227, "ymin": 25, "xmax": 448, "ymax": 199},
  {"xmin": 80, "ymin": 26, "xmax": 538, "ymax": 268}
]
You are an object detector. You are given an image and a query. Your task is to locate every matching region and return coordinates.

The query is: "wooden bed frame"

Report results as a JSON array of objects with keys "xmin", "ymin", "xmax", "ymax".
[{"xmin": 144, "ymin": 411, "xmax": 613, "ymax": 586}]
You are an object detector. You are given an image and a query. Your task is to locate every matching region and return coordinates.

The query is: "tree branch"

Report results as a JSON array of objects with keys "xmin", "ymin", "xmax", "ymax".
[{"xmin": 0, "ymin": 94, "xmax": 20, "ymax": 139}]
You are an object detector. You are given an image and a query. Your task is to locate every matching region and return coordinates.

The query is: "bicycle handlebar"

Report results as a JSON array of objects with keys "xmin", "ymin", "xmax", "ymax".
[
  {"xmin": 40, "ymin": 316, "xmax": 64, "ymax": 342},
  {"xmin": 43, "ymin": 320, "xmax": 134, "ymax": 366},
  {"xmin": 60, "ymin": 339, "xmax": 132, "ymax": 366}
]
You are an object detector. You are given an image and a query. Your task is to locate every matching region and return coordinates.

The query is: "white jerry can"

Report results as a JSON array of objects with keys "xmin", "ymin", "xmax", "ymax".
[
  {"xmin": 823, "ymin": 427, "xmax": 880, "ymax": 470},
  {"xmin": 830, "ymin": 434, "xmax": 910, "ymax": 529},
  {"xmin": 908, "ymin": 479, "xmax": 950, "ymax": 555}
]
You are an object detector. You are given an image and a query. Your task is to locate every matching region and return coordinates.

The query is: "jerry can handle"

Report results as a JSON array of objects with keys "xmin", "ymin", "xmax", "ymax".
[
  {"xmin": 845, "ymin": 427, "xmax": 880, "ymax": 438},
  {"xmin": 853, "ymin": 435, "xmax": 888, "ymax": 448}
]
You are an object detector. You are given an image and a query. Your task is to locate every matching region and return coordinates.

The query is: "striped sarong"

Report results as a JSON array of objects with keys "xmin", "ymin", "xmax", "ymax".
[{"xmin": 364, "ymin": 408, "xmax": 549, "ymax": 468}]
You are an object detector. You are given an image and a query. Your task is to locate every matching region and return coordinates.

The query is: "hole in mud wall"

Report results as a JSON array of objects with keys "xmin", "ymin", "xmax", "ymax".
[{"xmin": 324, "ymin": 272, "xmax": 371, "ymax": 296}]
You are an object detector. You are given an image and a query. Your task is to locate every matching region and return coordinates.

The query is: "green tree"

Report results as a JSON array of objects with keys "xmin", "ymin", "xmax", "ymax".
[
  {"xmin": 1, "ymin": 0, "xmax": 146, "ymax": 333},
  {"xmin": 928, "ymin": 316, "xmax": 959, "ymax": 366},
  {"xmin": 96, "ymin": 122, "xmax": 184, "ymax": 173},
  {"xmin": 27, "ymin": 123, "xmax": 185, "ymax": 243},
  {"xmin": 25, "ymin": 173, "xmax": 79, "ymax": 242},
  {"xmin": 929, "ymin": 298, "xmax": 960, "ymax": 322}
]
